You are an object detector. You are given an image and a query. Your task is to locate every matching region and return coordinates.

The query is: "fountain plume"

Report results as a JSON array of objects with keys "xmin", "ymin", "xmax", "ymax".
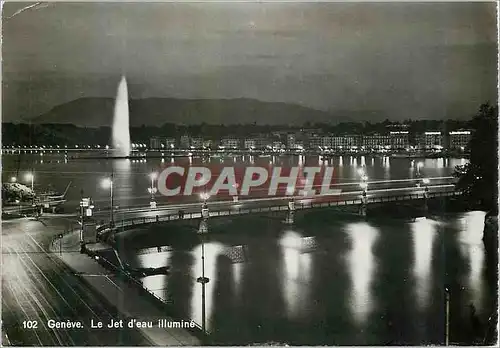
[{"xmin": 112, "ymin": 76, "xmax": 131, "ymax": 157}]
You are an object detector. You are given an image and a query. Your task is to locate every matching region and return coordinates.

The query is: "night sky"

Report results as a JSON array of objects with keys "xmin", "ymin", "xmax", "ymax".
[{"xmin": 2, "ymin": 1, "xmax": 497, "ymax": 123}]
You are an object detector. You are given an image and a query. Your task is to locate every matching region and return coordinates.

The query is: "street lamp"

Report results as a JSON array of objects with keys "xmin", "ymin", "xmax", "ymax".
[
  {"xmin": 197, "ymin": 191, "xmax": 210, "ymax": 337},
  {"xmin": 200, "ymin": 192, "xmax": 210, "ymax": 205},
  {"xmin": 24, "ymin": 172, "xmax": 34, "ymax": 191},
  {"xmin": 10, "ymin": 176, "xmax": 17, "ymax": 183},
  {"xmin": 148, "ymin": 171, "xmax": 158, "ymax": 207},
  {"xmin": 422, "ymin": 178, "xmax": 430, "ymax": 196},
  {"xmin": 25, "ymin": 172, "xmax": 35, "ymax": 208},
  {"xmin": 101, "ymin": 175, "xmax": 114, "ymax": 226}
]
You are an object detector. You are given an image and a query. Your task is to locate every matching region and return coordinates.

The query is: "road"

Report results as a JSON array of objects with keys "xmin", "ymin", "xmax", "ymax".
[{"xmin": 1, "ymin": 217, "xmax": 153, "ymax": 346}]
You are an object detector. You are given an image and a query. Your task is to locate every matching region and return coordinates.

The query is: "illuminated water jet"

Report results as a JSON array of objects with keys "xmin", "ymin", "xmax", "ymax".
[{"xmin": 112, "ymin": 76, "xmax": 131, "ymax": 157}]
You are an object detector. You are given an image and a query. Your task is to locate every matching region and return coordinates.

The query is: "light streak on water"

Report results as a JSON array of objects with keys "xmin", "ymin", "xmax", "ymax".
[
  {"xmin": 457, "ymin": 211, "xmax": 486, "ymax": 314},
  {"xmin": 190, "ymin": 241, "xmax": 226, "ymax": 330},
  {"xmin": 339, "ymin": 156, "xmax": 343, "ymax": 166},
  {"xmin": 345, "ymin": 222, "xmax": 379, "ymax": 326},
  {"xmin": 280, "ymin": 231, "xmax": 314, "ymax": 318},
  {"xmin": 114, "ymin": 159, "xmax": 132, "ymax": 207},
  {"xmin": 411, "ymin": 218, "xmax": 437, "ymax": 310}
]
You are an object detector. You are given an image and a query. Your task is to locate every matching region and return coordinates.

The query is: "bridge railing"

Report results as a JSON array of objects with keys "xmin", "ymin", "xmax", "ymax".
[{"xmin": 96, "ymin": 189, "xmax": 461, "ymax": 233}]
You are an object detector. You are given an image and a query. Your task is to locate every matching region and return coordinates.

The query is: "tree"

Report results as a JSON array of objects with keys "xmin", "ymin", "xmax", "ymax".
[{"xmin": 454, "ymin": 103, "xmax": 498, "ymax": 212}]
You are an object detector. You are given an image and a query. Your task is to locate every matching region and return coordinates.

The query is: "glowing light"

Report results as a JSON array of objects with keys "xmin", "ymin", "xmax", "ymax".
[
  {"xmin": 112, "ymin": 76, "xmax": 131, "ymax": 156},
  {"xmin": 200, "ymin": 192, "xmax": 210, "ymax": 201},
  {"xmin": 346, "ymin": 222, "xmax": 379, "ymax": 325},
  {"xmin": 457, "ymin": 211, "xmax": 486, "ymax": 314},
  {"xmin": 190, "ymin": 242, "xmax": 226, "ymax": 330},
  {"xmin": 411, "ymin": 218, "xmax": 437, "ymax": 310},
  {"xmin": 101, "ymin": 178, "xmax": 112, "ymax": 189}
]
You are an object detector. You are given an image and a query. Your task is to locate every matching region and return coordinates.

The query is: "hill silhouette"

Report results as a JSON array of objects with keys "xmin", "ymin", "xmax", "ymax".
[{"xmin": 31, "ymin": 97, "xmax": 354, "ymax": 127}]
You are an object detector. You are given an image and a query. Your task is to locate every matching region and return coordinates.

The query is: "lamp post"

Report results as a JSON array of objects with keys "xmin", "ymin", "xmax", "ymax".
[
  {"xmin": 25, "ymin": 172, "xmax": 35, "ymax": 208},
  {"xmin": 148, "ymin": 171, "xmax": 158, "ymax": 208},
  {"xmin": 197, "ymin": 192, "xmax": 210, "ymax": 337},
  {"xmin": 25, "ymin": 172, "xmax": 34, "ymax": 191},
  {"xmin": 101, "ymin": 174, "xmax": 114, "ymax": 227},
  {"xmin": 358, "ymin": 169, "xmax": 368, "ymax": 216},
  {"xmin": 422, "ymin": 178, "xmax": 430, "ymax": 214},
  {"xmin": 445, "ymin": 287, "xmax": 450, "ymax": 345}
]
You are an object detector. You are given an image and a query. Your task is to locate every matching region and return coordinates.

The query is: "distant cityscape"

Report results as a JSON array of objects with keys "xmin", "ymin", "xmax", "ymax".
[
  {"xmin": 2, "ymin": 122, "xmax": 472, "ymax": 155},
  {"xmin": 148, "ymin": 126, "xmax": 471, "ymax": 153}
]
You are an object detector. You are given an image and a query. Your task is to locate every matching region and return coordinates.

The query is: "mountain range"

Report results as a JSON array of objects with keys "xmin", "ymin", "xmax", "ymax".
[{"xmin": 28, "ymin": 97, "xmax": 387, "ymax": 127}]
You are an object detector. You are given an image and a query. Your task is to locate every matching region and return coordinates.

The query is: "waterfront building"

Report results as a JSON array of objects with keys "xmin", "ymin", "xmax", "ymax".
[
  {"xmin": 389, "ymin": 131, "xmax": 410, "ymax": 150},
  {"xmin": 221, "ymin": 136, "xmax": 241, "ymax": 149},
  {"xmin": 149, "ymin": 137, "xmax": 162, "ymax": 150},
  {"xmin": 190, "ymin": 137, "xmax": 204, "ymax": 149},
  {"xmin": 202, "ymin": 140, "xmax": 213, "ymax": 149},
  {"xmin": 165, "ymin": 137, "xmax": 176, "ymax": 149},
  {"xmin": 362, "ymin": 134, "xmax": 391, "ymax": 151},
  {"xmin": 272, "ymin": 141, "xmax": 285, "ymax": 150},
  {"xmin": 307, "ymin": 135, "xmax": 322, "ymax": 150},
  {"xmin": 180, "ymin": 135, "xmax": 190, "ymax": 149},
  {"xmin": 254, "ymin": 136, "xmax": 271, "ymax": 149},
  {"xmin": 448, "ymin": 130, "xmax": 471, "ymax": 150},
  {"xmin": 244, "ymin": 138, "xmax": 256, "ymax": 149},
  {"xmin": 286, "ymin": 133, "xmax": 296, "ymax": 149},
  {"xmin": 416, "ymin": 131, "xmax": 443, "ymax": 151},
  {"xmin": 321, "ymin": 135, "xmax": 333, "ymax": 148}
]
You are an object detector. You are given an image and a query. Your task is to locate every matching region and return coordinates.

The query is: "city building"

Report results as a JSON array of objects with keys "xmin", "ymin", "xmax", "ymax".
[
  {"xmin": 389, "ymin": 131, "xmax": 410, "ymax": 150},
  {"xmin": 362, "ymin": 134, "xmax": 391, "ymax": 151},
  {"xmin": 307, "ymin": 135, "xmax": 322, "ymax": 150},
  {"xmin": 254, "ymin": 136, "xmax": 271, "ymax": 149},
  {"xmin": 448, "ymin": 130, "xmax": 471, "ymax": 150},
  {"xmin": 321, "ymin": 136, "xmax": 333, "ymax": 148},
  {"xmin": 190, "ymin": 137, "xmax": 204, "ymax": 149},
  {"xmin": 417, "ymin": 131, "xmax": 443, "ymax": 151},
  {"xmin": 329, "ymin": 135, "xmax": 361, "ymax": 150},
  {"xmin": 203, "ymin": 140, "xmax": 213, "ymax": 149},
  {"xmin": 244, "ymin": 138, "xmax": 256, "ymax": 149},
  {"xmin": 149, "ymin": 137, "xmax": 162, "ymax": 150},
  {"xmin": 221, "ymin": 136, "xmax": 241, "ymax": 149},
  {"xmin": 286, "ymin": 133, "xmax": 296, "ymax": 149},
  {"xmin": 272, "ymin": 141, "xmax": 285, "ymax": 150},
  {"xmin": 165, "ymin": 137, "xmax": 176, "ymax": 149},
  {"xmin": 180, "ymin": 135, "xmax": 190, "ymax": 149}
]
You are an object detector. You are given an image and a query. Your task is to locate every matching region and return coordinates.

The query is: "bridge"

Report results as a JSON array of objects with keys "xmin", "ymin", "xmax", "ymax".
[{"xmin": 91, "ymin": 176, "xmax": 459, "ymax": 237}]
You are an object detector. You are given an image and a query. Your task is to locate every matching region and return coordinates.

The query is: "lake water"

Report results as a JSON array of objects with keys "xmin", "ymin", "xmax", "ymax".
[
  {"xmin": 2, "ymin": 153, "xmax": 467, "ymax": 209},
  {"xmin": 3, "ymin": 153, "xmax": 494, "ymax": 344},
  {"xmin": 114, "ymin": 210, "xmax": 494, "ymax": 345}
]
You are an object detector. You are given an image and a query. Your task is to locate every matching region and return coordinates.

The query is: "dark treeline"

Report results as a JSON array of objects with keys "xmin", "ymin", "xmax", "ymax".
[{"xmin": 2, "ymin": 119, "xmax": 472, "ymax": 146}]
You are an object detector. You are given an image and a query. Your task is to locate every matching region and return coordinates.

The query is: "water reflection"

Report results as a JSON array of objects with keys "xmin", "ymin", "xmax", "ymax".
[
  {"xmin": 457, "ymin": 211, "xmax": 486, "ymax": 315},
  {"xmin": 279, "ymin": 231, "xmax": 314, "ymax": 319},
  {"xmin": 190, "ymin": 241, "xmax": 226, "ymax": 330},
  {"xmin": 411, "ymin": 218, "xmax": 437, "ymax": 310},
  {"xmin": 113, "ymin": 159, "xmax": 132, "ymax": 207},
  {"xmin": 345, "ymin": 222, "xmax": 379, "ymax": 325},
  {"xmin": 224, "ymin": 245, "xmax": 246, "ymax": 297}
]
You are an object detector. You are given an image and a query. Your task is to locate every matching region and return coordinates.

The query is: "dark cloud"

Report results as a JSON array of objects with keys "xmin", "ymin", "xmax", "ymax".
[{"xmin": 2, "ymin": 1, "xmax": 497, "ymax": 123}]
